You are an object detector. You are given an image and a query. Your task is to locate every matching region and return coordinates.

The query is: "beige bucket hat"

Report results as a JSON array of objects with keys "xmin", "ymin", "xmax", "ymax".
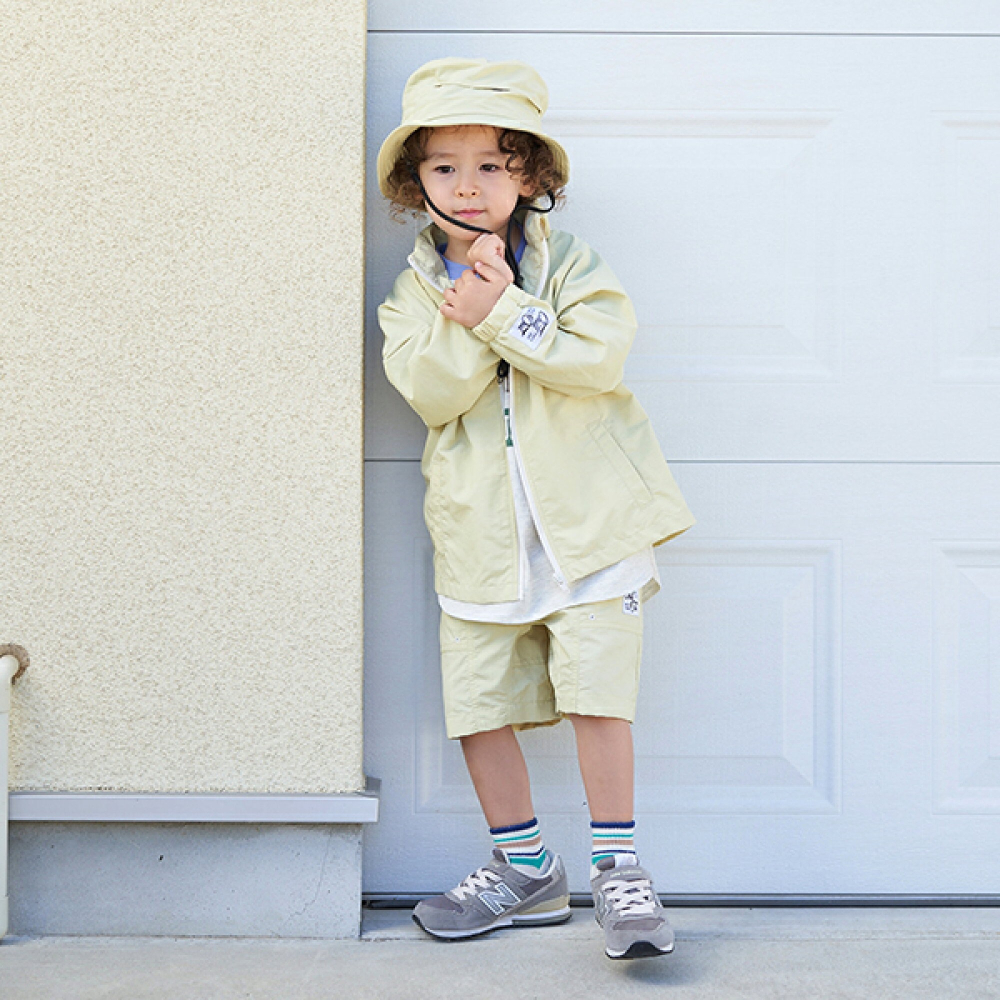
[{"xmin": 376, "ymin": 57, "xmax": 570, "ymax": 198}]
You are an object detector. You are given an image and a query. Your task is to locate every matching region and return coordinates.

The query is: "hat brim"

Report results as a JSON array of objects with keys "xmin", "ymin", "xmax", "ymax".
[{"xmin": 376, "ymin": 117, "xmax": 570, "ymax": 199}]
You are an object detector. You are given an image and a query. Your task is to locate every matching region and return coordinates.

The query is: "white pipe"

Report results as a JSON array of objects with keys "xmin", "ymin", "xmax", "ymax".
[{"xmin": 1, "ymin": 646, "xmax": 28, "ymax": 942}]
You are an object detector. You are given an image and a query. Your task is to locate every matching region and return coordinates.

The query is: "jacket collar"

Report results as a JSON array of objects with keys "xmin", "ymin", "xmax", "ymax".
[{"xmin": 407, "ymin": 207, "xmax": 551, "ymax": 298}]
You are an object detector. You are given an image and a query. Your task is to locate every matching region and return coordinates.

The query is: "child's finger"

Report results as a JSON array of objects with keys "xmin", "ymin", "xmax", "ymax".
[
  {"xmin": 494, "ymin": 255, "xmax": 515, "ymax": 279},
  {"xmin": 474, "ymin": 259, "xmax": 513, "ymax": 284},
  {"xmin": 472, "ymin": 232, "xmax": 503, "ymax": 251},
  {"xmin": 470, "ymin": 233, "xmax": 505, "ymax": 262}
]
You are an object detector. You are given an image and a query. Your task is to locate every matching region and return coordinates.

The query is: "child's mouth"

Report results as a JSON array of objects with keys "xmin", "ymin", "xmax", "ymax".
[{"xmin": 456, "ymin": 210, "xmax": 484, "ymax": 218}]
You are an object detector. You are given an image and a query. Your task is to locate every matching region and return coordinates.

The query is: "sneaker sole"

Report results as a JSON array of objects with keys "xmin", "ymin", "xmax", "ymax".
[
  {"xmin": 606, "ymin": 939, "xmax": 674, "ymax": 960},
  {"xmin": 412, "ymin": 899, "xmax": 572, "ymax": 941}
]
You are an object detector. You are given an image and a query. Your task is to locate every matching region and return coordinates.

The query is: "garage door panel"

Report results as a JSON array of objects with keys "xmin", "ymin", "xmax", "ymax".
[
  {"xmin": 634, "ymin": 542, "xmax": 839, "ymax": 816},
  {"xmin": 366, "ymin": 34, "xmax": 1000, "ymax": 461},
  {"xmin": 936, "ymin": 114, "xmax": 1000, "ymax": 384},
  {"xmin": 933, "ymin": 541, "xmax": 1000, "ymax": 814},
  {"xmin": 369, "ymin": 1, "xmax": 1000, "ymax": 35},
  {"xmin": 552, "ymin": 111, "xmax": 842, "ymax": 386},
  {"xmin": 364, "ymin": 460, "xmax": 1000, "ymax": 893}
]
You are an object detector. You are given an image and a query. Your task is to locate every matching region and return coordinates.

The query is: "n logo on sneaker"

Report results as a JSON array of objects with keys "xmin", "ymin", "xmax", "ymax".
[{"xmin": 478, "ymin": 883, "xmax": 521, "ymax": 915}]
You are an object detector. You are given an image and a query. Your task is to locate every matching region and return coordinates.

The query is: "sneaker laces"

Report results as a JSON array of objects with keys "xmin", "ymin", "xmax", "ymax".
[
  {"xmin": 602, "ymin": 876, "xmax": 658, "ymax": 917},
  {"xmin": 449, "ymin": 867, "xmax": 502, "ymax": 902}
]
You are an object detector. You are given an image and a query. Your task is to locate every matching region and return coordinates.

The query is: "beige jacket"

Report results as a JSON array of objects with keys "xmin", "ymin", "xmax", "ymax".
[{"xmin": 378, "ymin": 210, "xmax": 696, "ymax": 603}]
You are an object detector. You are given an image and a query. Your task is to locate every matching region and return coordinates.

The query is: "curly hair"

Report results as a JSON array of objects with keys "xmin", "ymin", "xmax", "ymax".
[{"xmin": 384, "ymin": 125, "xmax": 567, "ymax": 223}]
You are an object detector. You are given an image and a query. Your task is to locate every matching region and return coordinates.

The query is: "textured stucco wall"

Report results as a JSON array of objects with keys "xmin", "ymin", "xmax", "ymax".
[{"xmin": 1, "ymin": 2, "xmax": 366, "ymax": 793}]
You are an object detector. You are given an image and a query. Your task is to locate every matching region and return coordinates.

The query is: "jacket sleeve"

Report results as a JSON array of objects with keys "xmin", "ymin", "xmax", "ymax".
[
  {"xmin": 468, "ymin": 238, "xmax": 637, "ymax": 397},
  {"xmin": 378, "ymin": 268, "xmax": 502, "ymax": 428}
]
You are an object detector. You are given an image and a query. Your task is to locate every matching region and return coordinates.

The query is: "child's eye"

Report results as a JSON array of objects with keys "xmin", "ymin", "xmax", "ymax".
[
  {"xmin": 481, "ymin": 163, "xmax": 500, "ymax": 172},
  {"xmin": 433, "ymin": 165, "xmax": 454, "ymax": 174}
]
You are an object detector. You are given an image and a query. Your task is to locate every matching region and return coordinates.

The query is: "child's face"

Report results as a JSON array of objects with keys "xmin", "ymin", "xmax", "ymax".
[{"xmin": 417, "ymin": 125, "xmax": 534, "ymax": 254}]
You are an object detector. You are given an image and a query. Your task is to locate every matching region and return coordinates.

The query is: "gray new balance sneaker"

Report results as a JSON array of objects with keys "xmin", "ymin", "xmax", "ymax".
[
  {"xmin": 591, "ymin": 856, "xmax": 675, "ymax": 959},
  {"xmin": 412, "ymin": 848, "xmax": 571, "ymax": 940}
]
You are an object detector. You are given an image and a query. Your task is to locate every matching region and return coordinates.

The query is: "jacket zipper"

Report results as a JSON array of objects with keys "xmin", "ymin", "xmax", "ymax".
[
  {"xmin": 501, "ymin": 362, "xmax": 570, "ymax": 592},
  {"xmin": 502, "ymin": 229, "xmax": 567, "ymax": 593},
  {"xmin": 498, "ymin": 367, "xmax": 525, "ymax": 601}
]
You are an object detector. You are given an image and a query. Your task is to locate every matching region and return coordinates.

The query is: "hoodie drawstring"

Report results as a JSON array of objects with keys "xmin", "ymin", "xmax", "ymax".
[{"xmin": 407, "ymin": 166, "xmax": 554, "ymax": 291}]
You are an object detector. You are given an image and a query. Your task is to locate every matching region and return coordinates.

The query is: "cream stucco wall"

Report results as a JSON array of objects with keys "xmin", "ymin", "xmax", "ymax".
[{"xmin": 1, "ymin": 2, "xmax": 367, "ymax": 793}]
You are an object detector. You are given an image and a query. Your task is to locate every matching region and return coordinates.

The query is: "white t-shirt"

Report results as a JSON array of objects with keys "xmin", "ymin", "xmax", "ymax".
[{"xmin": 437, "ymin": 435, "xmax": 659, "ymax": 624}]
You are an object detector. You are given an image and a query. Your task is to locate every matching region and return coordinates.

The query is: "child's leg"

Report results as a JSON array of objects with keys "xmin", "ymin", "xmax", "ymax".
[
  {"xmin": 566, "ymin": 714, "xmax": 634, "ymax": 821},
  {"xmin": 460, "ymin": 724, "xmax": 554, "ymax": 873},
  {"xmin": 572, "ymin": 712, "xmax": 673, "ymax": 958},
  {"xmin": 568, "ymin": 713, "xmax": 639, "ymax": 870},
  {"xmin": 459, "ymin": 724, "xmax": 535, "ymax": 828}
]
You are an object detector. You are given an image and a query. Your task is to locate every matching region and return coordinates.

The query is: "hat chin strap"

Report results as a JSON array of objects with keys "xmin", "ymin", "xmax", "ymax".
[{"xmin": 408, "ymin": 166, "xmax": 554, "ymax": 290}]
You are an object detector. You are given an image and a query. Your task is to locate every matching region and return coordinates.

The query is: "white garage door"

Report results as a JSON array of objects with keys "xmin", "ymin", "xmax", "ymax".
[{"xmin": 363, "ymin": 9, "xmax": 1000, "ymax": 898}]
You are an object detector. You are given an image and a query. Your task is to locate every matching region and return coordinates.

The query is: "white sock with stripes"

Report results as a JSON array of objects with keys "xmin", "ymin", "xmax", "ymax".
[
  {"xmin": 591, "ymin": 819, "xmax": 638, "ymax": 879},
  {"xmin": 490, "ymin": 817, "xmax": 550, "ymax": 876}
]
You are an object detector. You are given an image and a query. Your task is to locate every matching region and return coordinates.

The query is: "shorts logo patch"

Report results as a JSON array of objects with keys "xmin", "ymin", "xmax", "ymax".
[
  {"xmin": 510, "ymin": 306, "xmax": 552, "ymax": 350},
  {"xmin": 623, "ymin": 591, "xmax": 640, "ymax": 616}
]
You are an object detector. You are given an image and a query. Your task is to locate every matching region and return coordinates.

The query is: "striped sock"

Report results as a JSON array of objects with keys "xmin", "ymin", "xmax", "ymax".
[
  {"xmin": 591, "ymin": 820, "xmax": 638, "ymax": 875},
  {"xmin": 490, "ymin": 817, "xmax": 550, "ymax": 875}
]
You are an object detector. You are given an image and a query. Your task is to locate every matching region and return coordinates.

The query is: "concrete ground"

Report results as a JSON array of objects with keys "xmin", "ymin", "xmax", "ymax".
[{"xmin": 2, "ymin": 906, "xmax": 1000, "ymax": 999}]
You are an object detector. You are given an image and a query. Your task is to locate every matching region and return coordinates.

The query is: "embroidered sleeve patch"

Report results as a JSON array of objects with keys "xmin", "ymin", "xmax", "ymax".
[
  {"xmin": 623, "ymin": 591, "xmax": 640, "ymax": 616},
  {"xmin": 509, "ymin": 306, "xmax": 553, "ymax": 350}
]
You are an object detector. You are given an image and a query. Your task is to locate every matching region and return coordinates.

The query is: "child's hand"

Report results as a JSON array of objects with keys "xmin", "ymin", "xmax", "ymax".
[
  {"xmin": 467, "ymin": 233, "xmax": 513, "ymax": 280},
  {"xmin": 440, "ymin": 252, "xmax": 514, "ymax": 329}
]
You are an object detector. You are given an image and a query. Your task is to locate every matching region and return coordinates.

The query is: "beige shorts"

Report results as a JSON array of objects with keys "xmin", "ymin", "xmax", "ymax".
[{"xmin": 438, "ymin": 592, "xmax": 645, "ymax": 740}]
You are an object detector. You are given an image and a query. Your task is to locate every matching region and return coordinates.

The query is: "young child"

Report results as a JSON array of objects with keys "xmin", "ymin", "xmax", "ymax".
[{"xmin": 376, "ymin": 57, "xmax": 696, "ymax": 960}]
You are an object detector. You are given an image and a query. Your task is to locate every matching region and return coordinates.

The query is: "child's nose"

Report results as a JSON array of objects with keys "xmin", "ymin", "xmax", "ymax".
[{"xmin": 454, "ymin": 168, "xmax": 479, "ymax": 195}]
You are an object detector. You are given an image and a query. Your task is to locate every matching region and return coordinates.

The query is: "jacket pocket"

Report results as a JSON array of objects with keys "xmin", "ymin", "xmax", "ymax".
[{"xmin": 586, "ymin": 418, "xmax": 654, "ymax": 508}]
